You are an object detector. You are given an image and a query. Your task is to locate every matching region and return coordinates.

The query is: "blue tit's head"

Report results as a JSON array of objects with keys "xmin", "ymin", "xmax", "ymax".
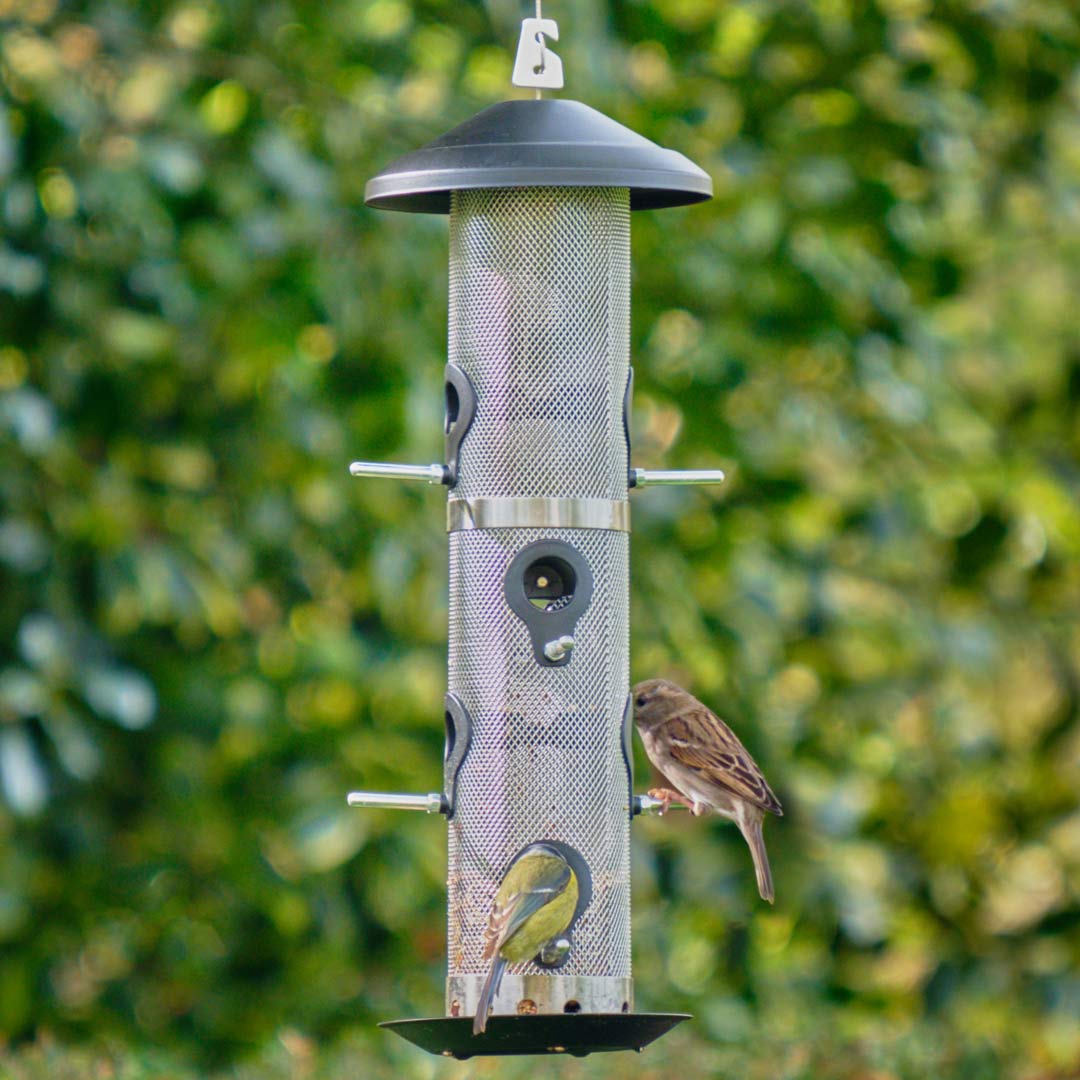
[{"xmin": 519, "ymin": 842, "xmax": 564, "ymax": 862}]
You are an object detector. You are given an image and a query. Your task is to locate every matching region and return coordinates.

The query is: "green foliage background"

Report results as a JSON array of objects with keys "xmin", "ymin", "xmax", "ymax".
[{"xmin": 2, "ymin": 0, "xmax": 1079, "ymax": 1075}]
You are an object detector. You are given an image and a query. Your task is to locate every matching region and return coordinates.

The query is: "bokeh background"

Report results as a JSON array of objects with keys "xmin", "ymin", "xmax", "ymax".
[{"xmin": 3, "ymin": 0, "xmax": 1080, "ymax": 1076}]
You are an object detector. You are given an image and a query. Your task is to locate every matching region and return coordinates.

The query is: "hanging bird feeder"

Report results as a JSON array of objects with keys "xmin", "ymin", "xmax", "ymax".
[{"xmin": 347, "ymin": 8, "xmax": 722, "ymax": 1059}]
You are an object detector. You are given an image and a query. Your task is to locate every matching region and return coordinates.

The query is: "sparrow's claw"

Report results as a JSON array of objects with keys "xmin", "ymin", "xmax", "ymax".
[{"xmin": 646, "ymin": 787, "xmax": 683, "ymax": 815}]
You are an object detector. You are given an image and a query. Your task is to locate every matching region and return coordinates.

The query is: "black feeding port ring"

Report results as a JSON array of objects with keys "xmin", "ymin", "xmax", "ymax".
[
  {"xmin": 443, "ymin": 364, "xmax": 477, "ymax": 487},
  {"xmin": 442, "ymin": 693, "xmax": 472, "ymax": 820},
  {"xmin": 504, "ymin": 540, "xmax": 593, "ymax": 666}
]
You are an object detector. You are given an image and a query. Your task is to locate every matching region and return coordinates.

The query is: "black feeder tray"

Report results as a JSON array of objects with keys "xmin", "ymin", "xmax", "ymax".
[{"xmin": 381, "ymin": 1013, "xmax": 692, "ymax": 1060}]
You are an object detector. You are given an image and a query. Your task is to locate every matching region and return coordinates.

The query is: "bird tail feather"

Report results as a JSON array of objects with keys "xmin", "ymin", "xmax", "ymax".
[
  {"xmin": 739, "ymin": 813, "xmax": 775, "ymax": 904},
  {"xmin": 472, "ymin": 954, "xmax": 508, "ymax": 1035}
]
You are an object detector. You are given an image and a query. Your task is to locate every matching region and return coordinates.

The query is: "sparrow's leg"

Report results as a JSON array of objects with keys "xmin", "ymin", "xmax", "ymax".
[{"xmin": 646, "ymin": 787, "xmax": 683, "ymax": 815}]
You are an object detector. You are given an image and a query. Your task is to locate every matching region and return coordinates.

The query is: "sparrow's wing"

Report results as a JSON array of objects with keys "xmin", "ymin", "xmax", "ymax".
[
  {"xmin": 663, "ymin": 708, "xmax": 783, "ymax": 815},
  {"xmin": 481, "ymin": 860, "xmax": 572, "ymax": 960}
]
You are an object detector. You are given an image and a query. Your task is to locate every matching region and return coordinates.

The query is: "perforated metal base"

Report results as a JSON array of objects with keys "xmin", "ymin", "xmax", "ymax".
[
  {"xmin": 381, "ymin": 1013, "xmax": 691, "ymax": 1059},
  {"xmin": 447, "ymin": 974, "xmax": 632, "ymax": 1017}
]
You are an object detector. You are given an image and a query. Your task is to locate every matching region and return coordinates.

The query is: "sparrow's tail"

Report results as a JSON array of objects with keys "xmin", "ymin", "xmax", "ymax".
[
  {"xmin": 737, "ymin": 810, "xmax": 775, "ymax": 904},
  {"xmin": 472, "ymin": 954, "xmax": 508, "ymax": 1035}
]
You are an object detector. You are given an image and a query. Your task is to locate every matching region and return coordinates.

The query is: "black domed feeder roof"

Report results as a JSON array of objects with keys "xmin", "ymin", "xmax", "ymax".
[{"xmin": 365, "ymin": 99, "xmax": 712, "ymax": 213}]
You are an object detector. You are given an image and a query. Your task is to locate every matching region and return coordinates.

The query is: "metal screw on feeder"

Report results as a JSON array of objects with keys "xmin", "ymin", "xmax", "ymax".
[{"xmin": 346, "ymin": 6, "xmax": 723, "ymax": 1060}]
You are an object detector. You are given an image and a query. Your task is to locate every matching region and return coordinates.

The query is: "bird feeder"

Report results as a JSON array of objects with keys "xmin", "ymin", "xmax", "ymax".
[{"xmin": 347, "ymin": 14, "xmax": 722, "ymax": 1059}]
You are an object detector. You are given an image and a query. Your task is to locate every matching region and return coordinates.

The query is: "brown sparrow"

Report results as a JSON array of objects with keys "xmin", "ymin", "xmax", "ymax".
[{"xmin": 633, "ymin": 678, "xmax": 783, "ymax": 903}]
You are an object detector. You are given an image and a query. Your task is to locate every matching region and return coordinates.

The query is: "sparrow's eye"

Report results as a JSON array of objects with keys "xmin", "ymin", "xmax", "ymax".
[{"xmin": 635, "ymin": 695, "xmax": 647, "ymax": 708}]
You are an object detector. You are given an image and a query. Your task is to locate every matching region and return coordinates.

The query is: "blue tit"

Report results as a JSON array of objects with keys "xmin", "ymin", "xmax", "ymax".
[{"xmin": 472, "ymin": 843, "xmax": 579, "ymax": 1035}]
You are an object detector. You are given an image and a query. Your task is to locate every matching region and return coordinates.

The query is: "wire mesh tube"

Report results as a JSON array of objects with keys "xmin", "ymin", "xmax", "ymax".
[
  {"xmin": 448, "ymin": 187, "xmax": 631, "ymax": 502},
  {"xmin": 445, "ymin": 188, "xmax": 632, "ymax": 1017}
]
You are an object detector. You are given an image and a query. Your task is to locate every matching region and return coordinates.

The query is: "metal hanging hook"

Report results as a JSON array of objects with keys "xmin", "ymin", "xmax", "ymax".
[{"xmin": 512, "ymin": 1, "xmax": 563, "ymax": 95}]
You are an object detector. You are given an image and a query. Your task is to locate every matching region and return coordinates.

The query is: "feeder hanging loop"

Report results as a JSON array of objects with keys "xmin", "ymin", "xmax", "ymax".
[{"xmin": 512, "ymin": 10, "xmax": 563, "ymax": 93}]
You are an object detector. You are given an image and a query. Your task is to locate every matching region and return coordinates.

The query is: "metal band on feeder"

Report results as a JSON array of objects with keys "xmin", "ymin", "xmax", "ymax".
[{"xmin": 347, "ymin": 10, "xmax": 720, "ymax": 1060}]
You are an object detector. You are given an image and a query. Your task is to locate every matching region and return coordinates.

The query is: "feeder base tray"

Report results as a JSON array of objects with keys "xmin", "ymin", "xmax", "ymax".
[{"xmin": 380, "ymin": 1013, "xmax": 691, "ymax": 1059}]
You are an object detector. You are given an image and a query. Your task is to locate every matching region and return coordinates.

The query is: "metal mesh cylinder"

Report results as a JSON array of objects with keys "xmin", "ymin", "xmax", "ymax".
[
  {"xmin": 446, "ymin": 188, "xmax": 632, "ymax": 1017},
  {"xmin": 449, "ymin": 188, "xmax": 630, "ymax": 501}
]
